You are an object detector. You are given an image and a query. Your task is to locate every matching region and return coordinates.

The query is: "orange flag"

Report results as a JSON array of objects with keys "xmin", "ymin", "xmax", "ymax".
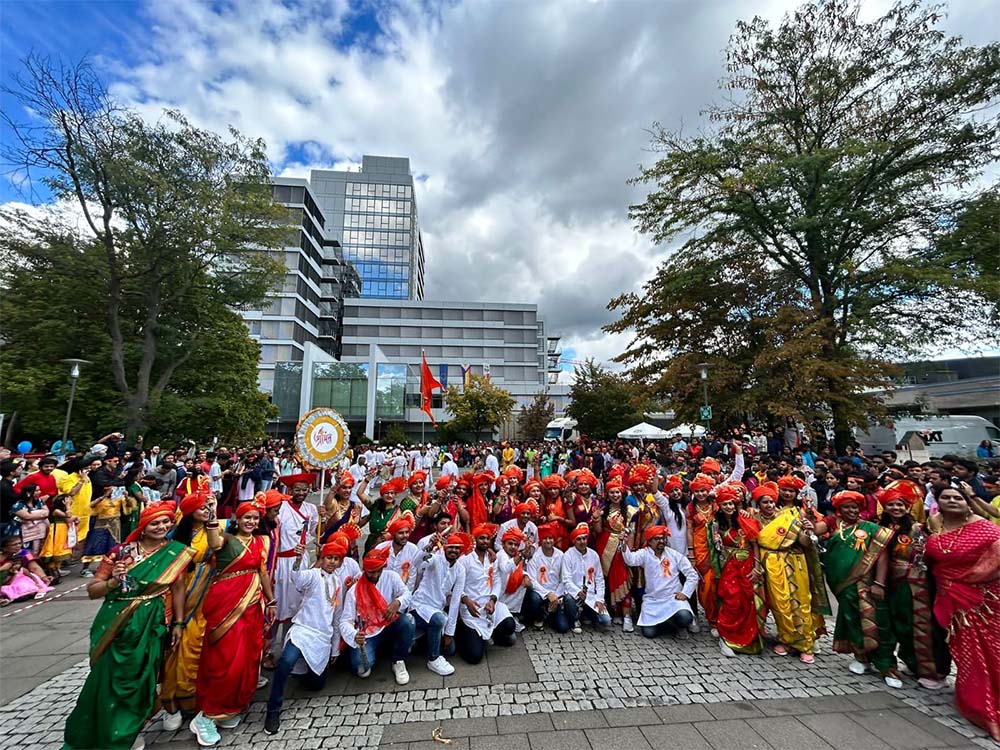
[{"xmin": 420, "ymin": 350, "xmax": 443, "ymax": 425}]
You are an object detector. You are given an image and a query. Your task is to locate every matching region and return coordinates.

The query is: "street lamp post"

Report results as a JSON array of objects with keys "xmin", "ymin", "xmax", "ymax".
[
  {"xmin": 59, "ymin": 358, "xmax": 92, "ymax": 454},
  {"xmin": 697, "ymin": 362, "xmax": 710, "ymax": 433}
]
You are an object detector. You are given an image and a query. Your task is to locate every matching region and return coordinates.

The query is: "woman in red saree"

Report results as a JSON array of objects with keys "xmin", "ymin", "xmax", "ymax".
[
  {"xmin": 190, "ymin": 502, "xmax": 275, "ymax": 747},
  {"xmin": 594, "ymin": 477, "xmax": 636, "ymax": 630},
  {"xmin": 925, "ymin": 485, "xmax": 1000, "ymax": 741},
  {"xmin": 709, "ymin": 485, "xmax": 765, "ymax": 656}
]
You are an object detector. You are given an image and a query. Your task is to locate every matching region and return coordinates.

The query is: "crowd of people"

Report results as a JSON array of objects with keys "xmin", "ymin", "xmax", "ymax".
[{"xmin": 1, "ymin": 429, "xmax": 999, "ymax": 749}]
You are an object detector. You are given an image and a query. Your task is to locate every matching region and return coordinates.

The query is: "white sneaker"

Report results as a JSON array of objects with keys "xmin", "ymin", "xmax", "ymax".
[
  {"xmin": 190, "ymin": 712, "xmax": 221, "ymax": 747},
  {"xmin": 572, "ymin": 621, "xmax": 582, "ymax": 634},
  {"xmin": 919, "ymin": 677, "xmax": 946, "ymax": 690},
  {"xmin": 848, "ymin": 659, "xmax": 869, "ymax": 675},
  {"xmin": 256, "ymin": 675, "xmax": 269, "ymax": 689},
  {"xmin": 514, "ymin": 621, "xmax": 525, "ymax": 633},
  {"xmin": 217, "ymin": 714, "xmax": 242, "ymax": 729},
  {"xmin": 687, "ymin": 619, "xmax": 701, "ymax": 634},
  {"xmin": 884, "ymin": 675, "xmax": 903, "ymax": 689},
  {"xmin": 392, "ymin": 660, "xmax": 410, "ymax": 685},
  {"xmin": 357, "ymin": 667, "xmax": 371, "ymax": 678},
  {"xmin": 534, "ymin": 621, "xmax": 544, "ymax": 630},
  {"xmin": 710, "ymin": 627, "xmax": 719, "ymax": 638},
  {"xmin": 427, "ymin": 656, "xmax": 455, "ymax": 676},
  {"xmin": 622, "ymin": 616, "xmax": 635, "ymax": 633},
  {"xmin": 131, "ymin": 735, "xmax": 145, "ymax": 750},
  {"xmin": 162, "ymin": 710, "xmax": 183, "ymax": 732},
  {"xmin": 719, "ymin": 639, "xmax": 736, "ymax": 657}
]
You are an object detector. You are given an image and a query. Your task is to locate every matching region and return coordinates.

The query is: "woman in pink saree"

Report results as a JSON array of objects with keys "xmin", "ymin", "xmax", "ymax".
[{"xmin": 925, "ymin": 484, "xmax": 1000, "ymax": 741}]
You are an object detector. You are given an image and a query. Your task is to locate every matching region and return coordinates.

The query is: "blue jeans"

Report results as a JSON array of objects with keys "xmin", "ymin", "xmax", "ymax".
[
  {"xmin": 266, "ymin": 641, "xmax": 325, "ymax": 714},
  {"xmin": 563, "ymin": 596, "xmax": 612, "ymax": 631},
  {"xmin": 522, "ymin": 590, "xmax": 573, "ymax": 633},
  {"xmin": 639, "ymin": 609, "xmax": 694, "ymax": 638},
  {"xmin": 414, "ymin": 611, "xmax": 457, "ymax": 661},
  {"xmin": 348, "ymin": 613, "xmax": 415, "ymax": 675}
]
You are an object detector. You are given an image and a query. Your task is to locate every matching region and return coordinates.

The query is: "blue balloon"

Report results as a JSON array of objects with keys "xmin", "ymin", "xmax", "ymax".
[{"xmin": 16, "ymin": 440, "xmax": 32, "ymax": 454}]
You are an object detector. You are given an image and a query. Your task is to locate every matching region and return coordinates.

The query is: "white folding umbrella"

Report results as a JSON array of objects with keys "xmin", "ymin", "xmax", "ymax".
[{"xmin": 617, "ymin": 422, "xmax": 671, "ymax": 440}]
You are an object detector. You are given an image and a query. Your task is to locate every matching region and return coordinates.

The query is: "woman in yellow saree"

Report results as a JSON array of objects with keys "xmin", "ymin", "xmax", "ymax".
[{"xmin": 756, "ymin": 503, "xmax": 830, "ymax": 664}]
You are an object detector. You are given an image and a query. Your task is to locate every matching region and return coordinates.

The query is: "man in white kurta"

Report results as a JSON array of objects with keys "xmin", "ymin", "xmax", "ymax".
[
  {"xmin": 622, "ymin": 525, "xmax": 699, "ymax": 638},
  {"xmin": 410, "ymin": 537, "xmax": 465, "ymax": 676},
  {"xmin": 494, "ymin": 502, "xmax": 538, "ymax": 551},
  {"xmin": 375, "ymin": 516, "xmax": 424, "ymax": 597},
  {"xmin": 339, "ymin": 547, "xmax": 414, "ymax": 684},
  {"xmin": 523, "ymin": 523, "xmax": 571, "ymax": 632},
  {"xmin": 561, "ymin": 524, "xmax": 612, "ymax": 633},
  {"xmin": 456, "ymin": 525, "xmax": 517, "ymax": 664},
  {"xmin": 496, "ymin": 527, "xmax": 530, "ymax": 627},
  {"xmin": 272, "ymin": 474, "xmax": 321, "ymax": 657},
  {"xmin": 264, "ymin": 539, "xmax": 347, "ymax": 735}
]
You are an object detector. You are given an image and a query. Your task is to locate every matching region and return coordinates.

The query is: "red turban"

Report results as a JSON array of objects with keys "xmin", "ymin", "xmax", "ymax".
[
  {"xmin": 777, "ymin": 476, "xmax": 806, "ymax": 491},
  {"xmin": 235, "ymin": 501, "xmax": 261, "ymax": 519},
  {"xmin": 700, "ymin": 458, "xmax": 721, "ymax": 474},
  {"xmin": 883, "ymin": 479, "xmax": 923, "ymax": 508},
  {"xmin": 501, "ymin": 526, "xmax": 526, "ymax": 544},
  {"xmin": 321, "ymin": 538, "xmax": 349, "ymax": 558},
  {"xmin": 338, "ymin": 523, "xmax": 362, "ymax": 543},
  {"xmin": 124, "ymin": 502, "xmax": 176, "ymax": 544},
  {"xmin": 608, "ymin": 464, "xmax": 627, "ymax": 481},
  {"xmin": 277, "ymin": 472, "xmax": 316, "ymax": 488},
  {"xmin": 386, "ymin": 514, "xmax": 415, "ymax": 535},
  {"xmin": 380, "ymin": 477, "xmax": 406, "ymax": 497},
  {"xmin": 523, "ymin": 480, "xmax": 542, "ymax": 495},
  {"xmin": 514, "ymin": 502, "xmax": 534, "ymax": 516},
  {"xmin": 444, "ymin": 532, "xmax": 474, "ymax": 555},
  {"xmin": 604, "ymin": 477, "xmax": 624, "ymax": 493},
  {"xmin": 363, "ymin": 546, "xmax": 390, "ymax": 572},
  {"xmin": 435, "ymin": 475, "xmax": 453, "ymax": 491},
  {"xmin": 627, "ymin": 464, "xmax": 655, "ymax": 487},
  {"xmin": 263, "ymin": 489, "xmax": 288, "ymax": 508},
  {"xmin": 832, "ymin": 490, "xmax": 866, "ymax": 511},
  {"xmin": 472, "ymin": 523, "xmax": 498, "ymax": 539},
  {"xmin": 536, "ymin": 522, "xmax": 559, "ymax": 541},
  {"xmin": 714, "ymin": 484, "xmax": 740, "ymax": 504},
  {"xmin": 574, "ymin": 469, "xmax": 599, "ymax": 489},
  {"xmin": 751, "ymin": 483, "xmax": 778, "ymax": 502},
  {"xmin": 179, "ymin": 490, "xmax": 211, "ymax": 517},
  {"xmin": 643, "ymin": 525, "xmax": 671, "ymax": 543},
  {"xmin": 475, "ymin": 471, "xmax": 496, "ymax": 486},
  {"xmin": 541, "ymin": 474, "xmax": 566, "ymax": 490},
  {"xmin": 408, "ymin": 470, "xmax": 427, "ymax": 488},
  {"xmin": 504, "ymin": 465, "xmax": 524, "ymax": 483},
  {"xmin": 663, "ymin": 475, "xmax": 683, "ymax": 492},
  {"xmin": 456, "ymin": 473, "xmax": 474, "ymax": 489},
  {"xmin": 689, "ymin": 474, "xmax": 715, "ymax": 492},
  {"xmin": 569, "ymin": 522, "xmax": 590, "ymax": 541},
  {"xmin": 338, "ymin": 471, "xmax": 356, "ymax": 488}
]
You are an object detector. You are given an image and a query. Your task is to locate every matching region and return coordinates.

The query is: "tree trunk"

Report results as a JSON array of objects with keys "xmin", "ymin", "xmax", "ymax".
[
  {"xmin": 125, "ymin": 398, "xmax": 147, "ymax": 443},
  {"xmin": 830, "ymin": 400, "xmax": 853, "ymax": 457}
]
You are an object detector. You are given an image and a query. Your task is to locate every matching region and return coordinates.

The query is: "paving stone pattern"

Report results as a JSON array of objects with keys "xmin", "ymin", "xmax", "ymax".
[{"xmin": 0, "ymin": 618, "xmax": 994, "ymax": 749}]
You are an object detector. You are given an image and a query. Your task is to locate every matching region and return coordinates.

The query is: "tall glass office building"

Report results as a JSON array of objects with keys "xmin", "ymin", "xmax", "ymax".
[{"xmin": 309, "ymin": 156, "xmax": 426, "ymax": 300}]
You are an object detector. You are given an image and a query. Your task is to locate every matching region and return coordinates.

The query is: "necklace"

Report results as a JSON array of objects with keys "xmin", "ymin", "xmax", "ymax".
[
  {"xmin": 938, "ymin": 519, "xmax": 970, "ymax": 554},
  {"xmin": 137, "ymin": 539, "xmax": 165, "ymax": 558},
  {"xmin": 837, "ymin": 522, "xmax": 858, "ymax": 542}
]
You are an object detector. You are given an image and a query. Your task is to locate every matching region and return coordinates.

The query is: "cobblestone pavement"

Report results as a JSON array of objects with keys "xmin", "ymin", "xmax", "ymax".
[{"xmin": 1, "ymin": 616, "xmax": 995, "ymax": 750}]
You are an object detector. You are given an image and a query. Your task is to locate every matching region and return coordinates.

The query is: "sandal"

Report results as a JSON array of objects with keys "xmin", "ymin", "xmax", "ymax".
[{"xmin": 773, "ymin": 644, "xmax": 789, "ymax": 656}]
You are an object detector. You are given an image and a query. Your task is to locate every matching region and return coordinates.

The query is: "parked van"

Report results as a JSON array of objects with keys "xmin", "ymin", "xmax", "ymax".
[
  {"xmin": 544, "ymin": 417, "xmax": 580, "ymax": 442},
  {"xmin": 854, "ymin": 415, "xmax": 1000, "ymax": 460}
]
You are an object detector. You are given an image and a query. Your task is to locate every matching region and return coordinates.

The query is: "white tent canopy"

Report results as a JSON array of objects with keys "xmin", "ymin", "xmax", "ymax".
[
  {"xmin": 669, "ymin": 423, "xmax": 707, "ymax": 439},
  {"xmin": 617, "ymin": 422, "xmax": 671, "ymax": 440}
]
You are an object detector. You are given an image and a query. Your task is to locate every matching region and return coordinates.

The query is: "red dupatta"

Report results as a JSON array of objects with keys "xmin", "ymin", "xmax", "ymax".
[
  {"xmin": 926, "ymin": 518, "xmax": 1000, "ymax": 631},
  {"xmin": 354, "ymin": 575, "xmax": 392, "ymax": 634}
]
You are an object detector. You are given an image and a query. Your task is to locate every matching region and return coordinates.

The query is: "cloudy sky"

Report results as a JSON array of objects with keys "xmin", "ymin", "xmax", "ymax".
[{"xmin": 1, "ymin": 0, "xmax": 994, "ymax": 372}]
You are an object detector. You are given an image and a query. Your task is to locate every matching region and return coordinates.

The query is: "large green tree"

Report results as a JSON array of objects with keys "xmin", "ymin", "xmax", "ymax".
[
  {"xmin": 444, "ymin": 375, "xmax": 515, "ymax": 440},
  {"xmin": 518, "ymin": 392, "xmax": 555, "ymax": 440},
  {"xmin": 1, "ymin": 56, "xmax": 286, "ymax": 439},
  {"xmin": 566, "ymin": 360, "xmax": 645, "ymax": 439},
  {"xmin": 609, "ymin": 1, "xmax": 1000, "ymax": 451}
]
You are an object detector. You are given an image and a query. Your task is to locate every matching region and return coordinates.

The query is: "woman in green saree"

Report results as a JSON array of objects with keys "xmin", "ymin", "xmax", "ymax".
[
  {"xmin": 813, "ymin": 490, "xmax": 898, "ymax": 688},
  {"xmin": 64, "ymin": 501, "xmax": 194, "ymax": 750}
]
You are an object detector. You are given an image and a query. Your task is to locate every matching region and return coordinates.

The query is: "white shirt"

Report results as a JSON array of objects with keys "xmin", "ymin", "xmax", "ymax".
[
  {"xmin": 496, "ymin": 547, "xmax": 528, "ymax": 614},
  {"xmin": 621, "ymin": 546, "xmax": 698, "ymax": 627},
  {"xmin": 525, "ymin": 547, "xmax": 564, "ymax": 598},
  {"xmin": 485, "ymin": 454, "xmax": 499, "ymax": 476},
  {"xmin": 459, "ymin": 550, "xmax": 511, "ymax": 639},
  {"xmin": 653, "ymin": 492, "xmax": 689, "ymax": 557},
  {"xmin": 274, "ymin": 500, "xmax": 320, "ymax": 621},
  {"xmin": 374, "ymin": 540, "xmax": 423, "ymax": 594},
  {"xmin": 441, "ymin": 460, "xmax": 459, "ymax": 478},
  {"xmin": 494, "ymin": 519, "xmax": 538, "ymax": 551},
  {"xmin": 410, "ymin": 551, "xmax": 463, "ymax": 636},
  {"xmin": 338, "ymin": 569, "xmax": 411, "ymax": 646},
  {"xmin": 208, "ymin": 461, "xmax": 223, "ymax": 494},
  {"xmin": 391, "ymin": 455, "xmax": 407, "ymax": 478},
  {"xmin": 285, "ymin": 567, "xmax": 342, "ymax": 674},
  {"xmin": 561, "ymin": 546, "xmax": 606, "ymax": 611}
]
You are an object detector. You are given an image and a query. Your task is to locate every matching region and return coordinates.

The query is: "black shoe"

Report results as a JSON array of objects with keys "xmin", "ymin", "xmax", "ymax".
[{"xmin": 264, "ymin": 711, "xmax": 280, "ymax": 735}]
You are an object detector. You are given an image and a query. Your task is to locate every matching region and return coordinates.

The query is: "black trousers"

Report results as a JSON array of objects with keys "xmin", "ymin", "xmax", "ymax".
[{"xmin": 455, "ymin": 617, "xmax": 516, "ymax": 664}]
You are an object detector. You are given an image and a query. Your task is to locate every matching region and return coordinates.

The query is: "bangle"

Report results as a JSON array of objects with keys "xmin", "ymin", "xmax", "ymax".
[
  {"xmin": 872, "ymin": 581, "xmax": 885, "ymax": 587},
  {"xmin": 172, "ymin": 621, "xmax": 186, "ymax": 629},
  {"xmin": 265, "ymin": 599, "xmax": 277, "ymax": 607},
  {"xmin": 205, "ymin": 522, "xmax": 220, "ymax": 529}
]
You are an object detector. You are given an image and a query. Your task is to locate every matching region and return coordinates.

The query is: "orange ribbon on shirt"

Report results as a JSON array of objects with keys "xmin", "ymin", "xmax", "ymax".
[
  {"xmin": 538, "ymin": 566, "xmax": 548, "ymax": 584},
  {"xmin": 401, "ymin": 561, "xmax": 411, "ymax": 583},
  {"xmin": 661, "ymin": 558, "xmax": 672, "ymax": 578}
]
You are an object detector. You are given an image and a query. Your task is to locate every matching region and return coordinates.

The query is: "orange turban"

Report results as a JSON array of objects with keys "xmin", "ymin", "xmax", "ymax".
[
  {"xmin": 832, "ymin": 490, "xmax": 866, "ymax": 510},
  {"xmin": 435, "ymin": 475, "xmax": 453, "ymax": 491},
  {"xmin": 569, "ymin": 522, "xmax": 590, "ymax": 541},
  {"xmin": 689, "ymin": 474, "xmax": 715, "ymax": 492},
  {"xmin": 607, "ymin": 464, "xmax": 627, "ymax": 482},
  {"xmin": 277, "ymin": 472, "xmax": 316, "ymax": 488},
  {"xmin": 663, "ymin": 475, "xmax": 683, "ymax": 492},
  {"xmin": 362, "ymin": 546, "xmax": 390, "ymax": 572},
  {"xmin": 523, "ymin": 480, "xmax": 542, "ymax": 495},
  {"xmin": 408, "ymin": 470, "xmax": 427, "ymax": 488},
  {"xmin": 514, "ymin": 502, "xmax": 534, "ymax": 516},
  {"xmin": 179, "ymin": 490, "xmax": 211, "ymax": 517},
  {"xmin": 627, "ymin": 464, "xmax": 655, "ymax": 487},
  {"xmin": 643, "ymin": 525, "xmax": 671, "ymax": 543},
  {"xmin": 574, "ymin": 469, "xmax": 599, "ymax": 489},
  {"xmin": 700, "ymin": 458, "xmax": 721, "ymax": 474},
  {"xmin": 263, "ymin": 488, "xmax": 288, "ymax": 508},
  {"xmin": 504, "ymin": 465, "xmax": 524, "ymax": 483},
  {"xmin": 714, "ymin": 484, "xmax": 740, "ymax": 504},
  {"xmin": 537, "ymin": 522, "xmax": 560, "ymax": 540},
  {"xmin": 234, "ymin": 501, "xmax": 260, "ymax": 519},
  {"xmin": 320, "ymin": 538, "xmax": 348, "ymax": 558},
  {"xmin": 124, "ymin": 502, "xmax": 176, "ymax": 544},
  {"xmin": 751, "ymin": 483, "xmax": 778, "ymax": 502},
  {"xmin": 605, "ymin": 477, "xmax": 624, "ymax": 493},
  {"xmin": 541, "ymin": 474, "xmax": 566, "ymax": 490},
  {"xmin": 338, "ymin": 523, "xmax": 362, "ymax": 543},
  {"xmin": 501, "ymin": 526, "xmax": 526, "ymax": 544},
  {"xmin": 883, "ymin": 479, "xmax": 923, "ymax": 508},
  {"xmin": 380, "ymin": 477, "xmax": 406, "ymax": 496},
  {"xmin": 456, "ymin": 474, "xmax": 474, "ymax": 490},
  {"xmin": 475, "ymin": 471, "xmax": 496, "ymax": 486},
  {"xmin": 338, "ymin": 471, "xmax": 356, "ymax": 488},
  {"xmin": 472, "ymin": 523, "xmax": 498, "ymax": 539},
  {"xmin": 777, "ymin": 476, "xmax": 806, "ymax": 491},
  {"xmin": 444, "ymin": 532, "xmax": 474, "ymax": 554},
  {"xmin": 386, "ymin": 514, "xmax": 415, "ymax": 535}
]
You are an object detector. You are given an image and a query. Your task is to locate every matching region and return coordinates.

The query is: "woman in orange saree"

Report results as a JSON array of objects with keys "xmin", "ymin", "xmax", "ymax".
[
  {"xmin": 925, "ymin": 485, "xmax": 1000, "ymax": 741},
  {"xmin": 190, "ymin": 502, "xmax": 275, "ymax": 747},
  {"xmin": 687, "ymin": 474, "xmax": 719, "ymax": 633},
  {"xmin": 594, "ymin": 477, "xmax": 635, "ymax": 627}
]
